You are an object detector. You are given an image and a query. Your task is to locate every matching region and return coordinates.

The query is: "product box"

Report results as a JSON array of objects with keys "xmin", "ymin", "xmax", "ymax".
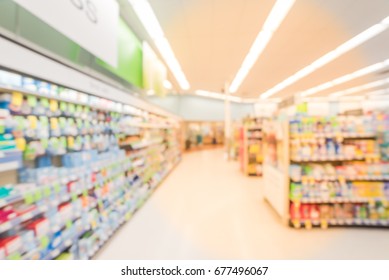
[
  {"xmin": 26, "ymin": 218, "xmax": 50, "ymax": 238},
  {"xmin": 0, "ymin": 236, "xmax": 22, "ymax": 256},
  {"xmin": 22, "ymin": 77, "xmax": 38, "ymax": 92},
  {"xmin": 58, "ymin": 203, "xmax": 73, "ymax": 222},
  {"xmin": 20, "ymin": 230, "xmax": 37, "ymax": 253},
  {"xmin": 0, "ymin": 70, "xmax": 22, "ymax": 88},
  {"xmin": 48, "ymin": 230, "xmax": 63, "ymax": 251},
  {"xmin": 0, "ymin": 246, "xmax": 5, "ymax": 259}
]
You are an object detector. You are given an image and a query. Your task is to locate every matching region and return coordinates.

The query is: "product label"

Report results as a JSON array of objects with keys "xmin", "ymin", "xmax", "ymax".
[
  {"xmin": 28, "ymin": 116, "xmax": 38, "ymax": 129},
  {"xmin": 27, "ymin": 95, "xmax": 37, "ymax": 107},
  {"xmin": 53, "ymin": 183, "xmax": 61, "ymax": 193},
  {"xmin": 12, "ymin": 92, "xmax": 23, "ymax": 107},
  {"xmin": 24, "ymin": 193, "xmax": 35, "ymax": 205},
  {"xmin": 68, "ymin": 136, "xmax": 75, "ymax": 149},
  {"xmin": 60, "ymin": 102, "xmax": 67, "ymax": 112},
  {"xmin": 15, "ymin": 138, "xmax": 26, "ymax": 151},
  {"xmin": 50, "ymin": 99, "xmax": 58, "ymax": 112},
  {"xmin": 50, "ymin": 118, "xmax": 59, "ymax": 130},
  {"xmin": 35, "ymin": 189, "xmax": 43, "ymax": 201},
  {"xmin": 41, "ymin": 138, "xmax": 49, "ymax": 149},
  {"xmin": 40, "ymin": 98, "xmax": 49, "ymax": 108},
  {"xmin": 43, "ymin": 186, "xmax": 51, "ymax": 197},
  {"xmin": 68, "ymin": 103, "xmax": 76, "ymax": 114}
]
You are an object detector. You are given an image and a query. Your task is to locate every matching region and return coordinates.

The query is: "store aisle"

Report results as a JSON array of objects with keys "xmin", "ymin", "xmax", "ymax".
[{"xmin": 96, "ymin": 149, "xmax": 389, "ymax": 260}]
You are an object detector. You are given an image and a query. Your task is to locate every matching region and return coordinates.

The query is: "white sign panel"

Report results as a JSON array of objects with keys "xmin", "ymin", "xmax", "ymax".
[{"xmin": 14, "ymin": 0, "xmax": 119, "ymax": 66}]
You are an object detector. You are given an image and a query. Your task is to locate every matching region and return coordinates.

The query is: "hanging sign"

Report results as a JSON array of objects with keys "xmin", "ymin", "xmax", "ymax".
[{"xmin": 14, "ymin": 0, "xmax": 119, "ymax": 66}]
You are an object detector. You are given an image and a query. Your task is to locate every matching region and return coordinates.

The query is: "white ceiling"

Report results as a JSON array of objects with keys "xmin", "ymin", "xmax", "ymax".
[{"xmin": 120, "ymin": 0, "xmax": 389, "ymax": 99}]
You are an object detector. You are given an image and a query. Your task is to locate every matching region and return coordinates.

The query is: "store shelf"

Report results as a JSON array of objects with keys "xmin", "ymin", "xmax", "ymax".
[
  {"xmin": 0, "ymin": 85, "xmax": 145, "ymax": 117},
  {"xmin": 42, "ymin": 225, "xmax": 92, "ymax": 260},
  {"xmin": 86, "ymin": 158, "xmax": 181, "ymax": 260},
  {"xmin": 291, "ymin": 197, "xmax": 388, "ymax": 204},
  {"xmin": 0, "ymin": 160, "xmax": 21, "ymax": 173},
  {"xmin": 291, "ymin": 218, "xmax": 389, "ymax": 228},
  {"xmin": 127, "ymin": 122, "xmax": 173, "ymax": 129},
  {"xmin": 247, "ymin": 126, "xmax": 262, "ymax": 131},
  {"xmin": 0, "ymin": 65, "xmax": 182, "ymax": 260},
  {"xmin": 291, "ymin": 155, "xmax": 365, "ymax": 163},
  {"xmin": 290, "ymin": 133, "xmax": 376, "ymax": 139},
  {"xmin": 263, "ymin": 114, "xmax": 389, "ymax": 230},
  {"xmin": 290, "ymin": 175, "xmax": 389, "ymax": 182}
]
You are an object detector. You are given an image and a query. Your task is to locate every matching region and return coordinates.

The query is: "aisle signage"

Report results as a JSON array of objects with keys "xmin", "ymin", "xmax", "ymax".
[
  {"xmin": 13, "ymin": 0, "xmax": 119, "ymax": 66},
  {"xmin": 143, "ymin": 42, "xmax": 167, "ymax": 96}
]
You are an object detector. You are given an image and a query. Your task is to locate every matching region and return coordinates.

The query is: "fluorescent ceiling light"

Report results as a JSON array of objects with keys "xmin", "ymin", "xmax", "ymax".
[
  {"xmin": 260, "ymin": 15, "xmax": 389, "ymax": 99},
  {"xmin": 330, "ymin": 78, "xmax": 389, "ymax": 97},
  {"xmin": 300, "ymin": 58, "xmax": 389, "ymax": 97},
  {"xmin": 195, "ymin": 90, "xmax": 244, "ymax": 103},
  {"xmin": 194, "ymin": 90, "xmax": 281, "ymax": 103},
  {"xmin": 367, "ymin": 89, "xmax": 389, "ymax": 96},
  {"xmin": 229, "ymin": 0, "xmax": 295, "ymax": 93},
  {"xmin": 128, "ymin": 0, "xmax": 190, "ymax": 90},
  {"xmin": 163, "ymin": 80, "xmax": 172, "ymax": 89}
]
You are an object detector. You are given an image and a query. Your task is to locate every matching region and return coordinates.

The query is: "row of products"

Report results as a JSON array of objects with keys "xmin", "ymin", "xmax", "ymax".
[
  {"xmin": 0, "ymin": 68, "xmax": 174, "ymax": 121},
  {"xmin": 290, "ymin": 138, "xmax": 378, "ymax": 161},
  {"xmin": 247, "ymin": 130, "xmax": 262, "ymax": 139},
  {"xmin": 290, "ymin": 181, "xmax": 389, "ymax": 201},
  {"xmin": 0, "ymin": 156, "xmax": 130, "ymax": 259},
  {"xmin": 0, "ymin": 144, "xmax": 180, "ymax": 259},
  {"xmin": 0, "ymin": 71, "xmax": 182, "ymax": 259},
  {"xmin": 247, "ymin": 143, "xmax": 262, "ymax": 176},
  {"xmin": 290, "ymin": 201, "xmax": 389, "ymax": 222},
  {"xmin": 378, "ymin": 132, "xmax": 389, "ymax": 161},
  {"xmin": 290, "ymin": 163, "xmax": 389, "ymax": 181},
  {"xmin": 243, "ymin": 117, "xmax": 262, "ymax": 129},
  {"xmin": 0, "ymin": 92, "xmax": 155, "ymax": 160},
  {"xmin": 290, "ymin": 114, "xmax": 389, "ymax": 136},
  {"xmin": 241, "ymin": 118, "xmax": 263, "ymax": 176}
]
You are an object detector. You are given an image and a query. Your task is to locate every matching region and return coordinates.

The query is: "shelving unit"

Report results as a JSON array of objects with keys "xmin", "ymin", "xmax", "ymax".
[
  {"xmin": 263, "ymin": 114, "xmax": 389, "ymax": 229},
  {"xmin": 240, "ymin": 118, "xmax": 263, "ymax": 176},
  {"xmin": 0, "ymin": 68, "xmax": 182, "ymax": 260}
]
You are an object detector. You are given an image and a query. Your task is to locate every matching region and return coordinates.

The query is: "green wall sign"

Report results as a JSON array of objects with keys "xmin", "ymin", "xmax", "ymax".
[{"xmin": 96, "ymin": 19, "xmax": 143, "ymax": 89}]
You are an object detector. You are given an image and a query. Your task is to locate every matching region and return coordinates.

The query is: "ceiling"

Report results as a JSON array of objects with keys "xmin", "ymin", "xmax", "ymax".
[{"xmin": 120, "ymin": 0, "xmax": 389, "ymax": 99}]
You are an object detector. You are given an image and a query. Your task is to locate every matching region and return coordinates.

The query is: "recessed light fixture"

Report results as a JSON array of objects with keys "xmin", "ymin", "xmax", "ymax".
[
  {"xmin": 229, "ymin": 0, "xmax": 295, "ymax": 93},
  {"xmin": 330, "ymin": 78, "xmax": 389, "ymax": 97},
  {"xmin": 260, "ymin": 15, "xmax": 389, "ymax": 99},
  {"xmin": 128, "ymin": 0, "xmax": 190, "ymax": 90},
  {"xmin": 300, "ymin": 58, "xmax": 389, "ymax": 97}
]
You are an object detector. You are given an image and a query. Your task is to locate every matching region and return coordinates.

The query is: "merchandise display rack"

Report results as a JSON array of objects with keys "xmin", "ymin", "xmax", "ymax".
[
  {"xmin": 0, "ymin": 68, "xmax": 182, "ymax": 260},
  {"xmin": 263, "ymin": 113, "xmax": 389, "ymax": 229},
  {"xmin": 240, "ymin": 118, "xmax": 263, "ymax": 176}
]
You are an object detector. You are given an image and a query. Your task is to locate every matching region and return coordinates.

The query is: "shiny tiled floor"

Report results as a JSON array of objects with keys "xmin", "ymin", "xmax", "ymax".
[{"xmin": 96, "ymin": 148, "xmax": 389, "ymax": 260}]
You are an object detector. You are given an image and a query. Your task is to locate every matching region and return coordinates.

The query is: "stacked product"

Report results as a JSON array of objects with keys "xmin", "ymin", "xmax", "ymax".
[
  {"xmin": 240, "ymin": 117, "xmax": 263, "ymax": 176},
  {"xmin": 0, "ymin": 69, "xmax": 181, "ymax": 259},
  {"xmin": 288, "ymin": 114, "xmax": 389, "ymax": 229}
]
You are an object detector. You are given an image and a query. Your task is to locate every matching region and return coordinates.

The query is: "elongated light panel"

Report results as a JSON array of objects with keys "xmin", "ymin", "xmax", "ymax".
[
  {"xmin": 330, "ymin": 78, "xmax": 389, "ymax": 97},
  {"xmin": 229, "ymin": 0, "xmax": 295, "ymax": 93},
  {"xmin": 300, "ymin": 58, "xmax": 389, "ymax": 97},
  {"xmin": 260, "ymin": 15, "xmax": 389, "ymax": 99},
  {"xmin": 128, "ymin": 0, "xmax": 190, "ymax": 90}
]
